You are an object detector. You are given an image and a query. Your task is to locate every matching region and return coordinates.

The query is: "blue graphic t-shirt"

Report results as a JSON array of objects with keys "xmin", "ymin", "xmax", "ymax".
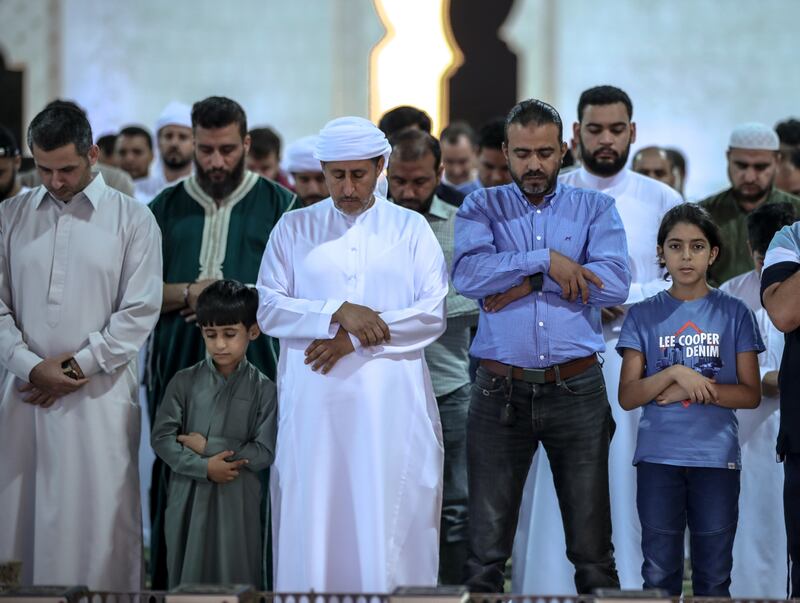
[{"xmin": 617, "ymin": 288, "xmax": 764, "ymax": 469}]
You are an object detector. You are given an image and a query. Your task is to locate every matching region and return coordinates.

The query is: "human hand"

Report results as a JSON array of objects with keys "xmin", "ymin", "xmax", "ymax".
[
  {"xmin": 333, "ymin": 301, "xmax": 390, "ymax": 347},
  {"xmin": 207, "ymin": 450, "xmax": 248, "ymax": 483},
  {"xmin": 17, "ymin": 383, "xmax": 59, "ymax": 408},
  {"xmin": 670, "ymin": 365, "xmax": 718, "ymax": 404},
  {"xmin": 305, "ymin": 326, "xmax": 356, "ymax": 374},
  {"xmin": 548, "ymin": 250, "xmax": 604, "ymax": 304},
  {"xmin": 483, "ymin": 278, "xmax": 533, "ymax": 312},
  {"xmin": 655, "ymin": 382, "xmax": 690, "ymax": 406},
  {"xmin": 28, "ymin": 353, "xmax": 89, "ymax": 397},
  {"xmin": 601, "ymin": 305, "xmax": 626, "ymax": 324},
  {"xmin": 177, "ymin": 432, "xmax": 207, "ymax": 454},
  {"xmin": 180, "ymin": 279, "xmax": 217, "ymax": 323}
]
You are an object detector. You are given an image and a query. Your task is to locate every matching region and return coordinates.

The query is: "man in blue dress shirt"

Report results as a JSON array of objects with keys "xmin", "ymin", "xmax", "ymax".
[{"xmin": 453, "ymin": 99, "xmax": 631, "ymax": 593}]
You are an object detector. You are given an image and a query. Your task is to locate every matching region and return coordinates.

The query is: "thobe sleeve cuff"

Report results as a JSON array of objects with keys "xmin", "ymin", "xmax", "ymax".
[
  {"xmin": 185, "ymin": 456, "xmax": 210, "ymax": 481},
  {"xmin": 348, "ymin": 331, "xmax": 363, "ymax": 352},
  {"xmin": 74, "ymin": 346, "xmax": 102, "ymax": 378},
  {"xmin": 9, "ymin": 348, "xmax": 44, "ymax": 383},
  {"xmin": 319, "ymin": 299, "xmax": 346, "ymax": 338}
]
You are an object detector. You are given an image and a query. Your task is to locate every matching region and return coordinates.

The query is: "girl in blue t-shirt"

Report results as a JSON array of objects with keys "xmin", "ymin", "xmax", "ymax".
[{"xmin": 617, "ymin": 203, "xmax": 764, "ymax": 597}]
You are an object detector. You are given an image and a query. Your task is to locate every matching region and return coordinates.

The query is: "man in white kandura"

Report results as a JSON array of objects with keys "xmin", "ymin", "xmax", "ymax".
[
  {"xmin": 257, "ymin": 116, "xmax": 448, "ymax": 592},
  {"xmin": 0, "ymin": 102, "xmax": 162, "ymax": 591}
]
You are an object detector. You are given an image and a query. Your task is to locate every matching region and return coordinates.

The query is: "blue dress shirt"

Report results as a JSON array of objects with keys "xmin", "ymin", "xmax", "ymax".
[{"xmin": 453, "ymin": 182, "xmax": 631, "ymax": 368}]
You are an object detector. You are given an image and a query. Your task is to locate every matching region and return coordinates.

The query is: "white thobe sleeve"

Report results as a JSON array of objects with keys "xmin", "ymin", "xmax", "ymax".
[
  {"xmin": 0, "ymin": 217, "xmax": 44, "ymax": 381},
  {"xmin": 73, "ymin": 210, "xmax": 163, "ymax": 377},
  {"xmin": 256, "ymin": 220, "xmax": 343, "ymax": 340},
  {"xmin": 353, "ymin": 223, "xmax": 448, "ymax": 357}
]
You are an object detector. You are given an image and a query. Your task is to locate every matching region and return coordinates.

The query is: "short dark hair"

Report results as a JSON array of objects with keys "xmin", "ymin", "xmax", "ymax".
[
  {"xmin": 96, "ymin": 134, "xmax": 117, "ymax": 157},
  {"xmin": 118, "ymin": 125, "xmax": 153, "ymax": 151},
  {"xmin": 389, "ymin": 128, "xmax": 441, "ymax": 171},
  {"xmin": 657, "ymin": 203, "xmax": 722, "ymax": 270},
  {"xmin": 248, "ymin": 127, "xmax": 282, "ymax": 159},
  {"xmin": 746, "ymin": 201, "xmax": 797, "ymax": 255},
  {"xmin": 27, "ymin": 100, "xmax": 93, "ymax": 155},
  {"xmin": 577, "ymin": 85, "xmax": 633, "ymax": 122},
  {"xmin": 505, "ymin": 99, "xmax": 563, "ymax": 143},
  {"xmin": 192, "ymin": 96, "xmax": 248, "ymax": 139},
  {"xmin": 0, "ymin": 125, "xmax": 20, "ymax": 157},
  {"xmin": 775, "ymin": 118, "xmax": 800, "ymax": 146},
  {"xmin": 196, "ymin": 279, "xmax": 259, "ymax": 328},
  {"xmin": 441, "ymin": 121, "xmax": 477, "ymax": 147},
  {"xmin": 478, "ymin": 118, "xmax": 506, "ymax": 152},
  {"xmin": 378, "ymin": 106, "xmax": 432, "ymax": 137}
]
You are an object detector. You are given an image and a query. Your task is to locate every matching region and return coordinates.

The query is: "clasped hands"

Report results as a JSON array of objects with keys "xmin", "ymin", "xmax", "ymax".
[
  {"xmin": 304, "ymin": 301, "xmax": 390, "ymax": 375},
  {"xmin": 177, "ymin": 432, "xmax": 248, "ymax": 483},
  {"xmin": 19, "ymin": 353, "xmax": 89, "ymax": 408},
  {"xmin": 483, "ymin": 250, "xmax": 604, "ymax": 313}
]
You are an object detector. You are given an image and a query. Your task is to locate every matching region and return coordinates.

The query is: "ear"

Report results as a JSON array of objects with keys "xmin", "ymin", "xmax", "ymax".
[
  {"xmin": 435, "ymin": 162, "xmax": 444, "ymax": 182},
  {"xmin": 376, "ymin": 155, "xmax": 386, "ymax": 173},
  {"xmin": 248, "ymin": 323, "xmax": 261, "ymax": 340},
  {"xmin": 629, "ymin": 122, "xmax": 637, "ymax": 145},
  {"xmin": 572, "ymin": 121, "xmax": 580, "ymax": 141},
  {"xmin": 502, "ymin": 141, "xmax": 509, "ymax": 162},
  {"xmin": 87, "ymin": 144, "xmax": 100, "ymax": 167},
  {"xmin": 560, "ymin": 141, "xmax": 568, "ymax": 160},
  {"xmin": 709, "ymin": 246, "xmax": 719, "ymax": 265},
  {"xmin": 656, "ymin": 244, "xmax": 664, "ymax": 262},
  {"xmin": 242, "ymin": 134, "xmax": 251, "ymax": 156}
]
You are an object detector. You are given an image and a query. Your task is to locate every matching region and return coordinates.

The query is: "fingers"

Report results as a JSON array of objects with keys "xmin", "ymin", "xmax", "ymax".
[
  {"xmin": 17, "ymin": 382, "xmax": 35, "ymax": 393},
  {"xmin": 305, "ymin": 339, "xmax": 322, "ymax": 356},
  {"xmin": 228, "ymin": 459, "xmax": 248, "ymax": 469},
  {"xmin": 582, "ymin": 267, "xmax": 604, "ymax": 289},
  {"xmin": 22, "ymin": 389, "xmax": 49, "ymax": 405},
  {"xmin": 576, "ymin": 272, "xmax": 590, "ymax": 304},
  {"xmin": 321, "ymin": 354, "xmax": 340, "ymax": 375},
  {"xmin": 311, "ymin": 349, "xmax": 334, "ymax": 371},
  {"xmin": 40, "ymin": 396, "xmax": 58, "ymax": 408},
  {"xmin": 369, "ymin": 324, "xmax": 386, "ymax": 345},
  {"xmin": 177, "ymin": 435, "xmax": 189, "ymax": 444},
  {"xmin": 212, "ymin": 450, "xmax": 235, "ymax": 460},
  {"xmin": 378, "ymin": 317, "xmax": 390, "ymax": 342},
  {"xmin": 304, "ymin": 341, "xmax": 328, "ymax": 365}
]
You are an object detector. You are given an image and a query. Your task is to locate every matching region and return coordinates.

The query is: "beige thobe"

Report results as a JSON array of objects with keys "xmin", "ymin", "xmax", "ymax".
[{"xmin": 0, "ymin": 173, "xmax": 163, "ymax": 591}]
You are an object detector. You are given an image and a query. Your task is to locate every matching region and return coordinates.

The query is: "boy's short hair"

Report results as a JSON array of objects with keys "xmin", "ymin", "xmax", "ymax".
[
  {"xmin": 196, "ymin": 280, "xmax": 259, "ymax": 328},
  {"xmin": 746, "ymin": 201, "xmax": 797, "ymax": 255}
]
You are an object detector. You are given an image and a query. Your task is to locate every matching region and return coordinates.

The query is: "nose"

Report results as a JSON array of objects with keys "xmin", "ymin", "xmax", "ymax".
[
  {"xmin": 342, "ymin": 174, "xmax": 356, "ymax": 195},
  {"xmin": 209, "ymin": 150, "xmax": 225, "ymax": 169},
  {"xmin": 598, "ymin": 130, "xmax": 614, "ymax": 145}
]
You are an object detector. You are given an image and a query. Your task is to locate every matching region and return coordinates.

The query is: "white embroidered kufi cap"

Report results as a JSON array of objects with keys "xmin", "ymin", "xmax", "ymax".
[
  {"xmin": 728, "ymin": 122, "xmax": 780, "ymax": 151},
  {"xmin": 155, "ymin": 101, "xmax": 192, "ymax": 133}
]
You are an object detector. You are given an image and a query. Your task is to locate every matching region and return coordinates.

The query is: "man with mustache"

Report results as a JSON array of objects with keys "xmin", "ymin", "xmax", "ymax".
[
  {"xmin": 134, "ymin": 101, "xmax": 195, "ymax": 203},
  {"xmin": 513, "ymin": 86, "xmax": 681, "ymax": 594},
  {"xmin": 454, "ymin": 98, "xmax": 630, "ymax": 594},
  {"xmin": 146, "ymin": 96, "xmax": 296, "ymax": 588},
  {"xmin": 700, "ymin": 122, "xmax": 800, "ymax": 285}
]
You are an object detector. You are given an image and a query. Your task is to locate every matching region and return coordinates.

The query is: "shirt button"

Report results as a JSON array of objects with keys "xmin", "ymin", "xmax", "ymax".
[
  {"xmin": 536, "ymin": 235, "xmax": 542, "ymax": 241},
  {"xmin": 536, "ymin": 209, "xmax": 542, "ymax": 214},
  {"xmin": 538, "ymin": 292, "xmax": 543, "ymax": 297},
  {"xmin": 538, "ymin": 321, "xmax": 544, "ymax": 327},
  {"xmin": 350, "ymin": 248, "xmax": 357, "ymax": 253},
  {"xmin": 539, "ymin": 354, "xmax": 545, "ymax": 360}
]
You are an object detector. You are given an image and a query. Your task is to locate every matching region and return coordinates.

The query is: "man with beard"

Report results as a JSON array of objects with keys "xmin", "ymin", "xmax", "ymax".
[
  {"xmin": 512, "ymin": 85, "xmax": 681, "ymax": 594},
  {"xmin": 0, "ymin": 125, "xmax": 27, "ymax": 200},
  {"xmin": 700, "ymin": 122, "xmax": 800, "ymax": 285},
  {"xmin": 134, "ymin": 102, "xmax": 194, "ymax": 202},
  {"xmin": 284, "ymin": 135, "xmax": 328, "ymax": 206},
  {"xmin": 453, "ymin": 99, "xmax": 629, "ymax": 594},
  {"xmin": 147, "ymin": 96, "xmax": 296, "ymax": 588},
  {"xmin": 387, "ymin": 128, "xmax": 478, "ymax": 584}
]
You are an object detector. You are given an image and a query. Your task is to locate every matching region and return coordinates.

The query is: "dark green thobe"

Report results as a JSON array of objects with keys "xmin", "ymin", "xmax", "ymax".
[
  {"xmin": 699, "ymin": 187, "xmax": 800, "ymax": 285},
  {"xmin": 151, "ymin": 358, "xmax": 277, "ymax": 588},
  {"xmin": 148, "ymin": 171, "xmax": 294, "ymax": 588}
]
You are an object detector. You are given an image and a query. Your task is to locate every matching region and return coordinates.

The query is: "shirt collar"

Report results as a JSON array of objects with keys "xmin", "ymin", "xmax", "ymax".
[
  {"xmin": 427, "ymin": 195, "xmax": 451, "ymax": 220},
  {"xmin": 511, "ymin": 180, "xmax": 563, "ymax": 208},
  {"xmin": 576, "ymin": 166, "xmax": 629, "ymax": 190},
  {"xmin": 34, "ymin": 171, "xmax": 105, "ymax": 209}
]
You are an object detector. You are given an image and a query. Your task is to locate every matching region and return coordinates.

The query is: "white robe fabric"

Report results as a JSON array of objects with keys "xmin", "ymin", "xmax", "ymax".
[
  {"xmin": 720, "ymin": 273, "xmax": 787, "ymax": 597},
  {"xmin": 513, "ymin": 168, "xmax": 682, "ymax": 593},
  {"xmin": 257, "ymin": 196, "xmax": 448, "ymax": 593},
  {"xmin": 0, "ymin": 174, "xmax": 162, "ymax": 591}
]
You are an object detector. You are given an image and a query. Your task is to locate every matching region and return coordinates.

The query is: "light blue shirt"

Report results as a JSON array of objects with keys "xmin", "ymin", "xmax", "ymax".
[{"xmin": 452, "ymin": 182, "xmax": 631, "ymax": 368}]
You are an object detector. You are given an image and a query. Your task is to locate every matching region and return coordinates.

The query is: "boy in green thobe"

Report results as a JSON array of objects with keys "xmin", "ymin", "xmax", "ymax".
[{"xmin": 152, "ymin": 280, "xmax": 276, "ymax": 588}]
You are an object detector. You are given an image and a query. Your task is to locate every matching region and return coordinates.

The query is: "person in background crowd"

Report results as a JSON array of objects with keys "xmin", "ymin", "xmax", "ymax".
[
  {"xmin": 0, "ymin": 125, "xmax": 26, "ymax": 200},
  {"xmin": 632, "ymin": 145, "xmax": 681, "ymax": 194},
  {"xmin": 441, "ymin": 121, "xmax": 480, "ymax": 195},
  {"xmin": 115, "ymin": 124, "xmax": 154, "ymax": 182},
  {"xmin": 475, "ymin": 117, "xmax": 512, "ymax": 188},
  {"xmin": 247, "ymin": 126, "xmax": 293, "ymax": 189},
  {"xmin": 96, "ymin": 133, "xmax": 118, "ymax": 166},
  {"xmin": 284, "ymin": 135, "xmax": 328, "ymax": 206}
]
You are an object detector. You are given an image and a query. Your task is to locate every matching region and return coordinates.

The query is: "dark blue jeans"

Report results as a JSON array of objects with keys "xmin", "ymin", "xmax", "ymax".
[
  {"xmin": 465, "ymin": 364, "xmax": 619, "ymax": 593},
  {"xmin": 636, "ymin": 462, "xmax": 740, "ymax": 597},
  {"xmin": 437, "ymin": 384, "xmax": 470, "ymax": 584}
]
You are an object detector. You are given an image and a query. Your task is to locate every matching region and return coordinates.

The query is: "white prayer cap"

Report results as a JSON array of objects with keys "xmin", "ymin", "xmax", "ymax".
[
  {"xmin": 155, "ymin": 101, "xmax": 192, "ymax": 133},
  {"xmin": 728, "ymin": 122, "xmax": 779, "ymax": 151},
  {"xmin": 285, "ymin": 135, "xmax": 322, "ymax": 173},
  {"xmin": 314, "ymin": 116, "xmax": 391, "ymax": 164}
]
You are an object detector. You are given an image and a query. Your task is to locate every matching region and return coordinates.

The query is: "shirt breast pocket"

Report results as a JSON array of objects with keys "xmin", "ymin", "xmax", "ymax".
[{"xmin": 549, "ymin": 222, "xmax": 589, "ymax": 263}]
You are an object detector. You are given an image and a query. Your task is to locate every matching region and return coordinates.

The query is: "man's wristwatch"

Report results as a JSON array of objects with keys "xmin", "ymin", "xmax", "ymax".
[
  {"xmin": 61, "ymin": 357, "xmax": 84, "ymax": 380},
  {"xmin": 530, "ymin": 272, "xmax": 544, "ymax": 292}
]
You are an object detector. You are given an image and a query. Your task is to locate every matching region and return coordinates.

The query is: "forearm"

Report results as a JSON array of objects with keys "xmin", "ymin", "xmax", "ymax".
[
  {"xmin": 452, "ymin": 249, "xmax": 549, "ymax": 299},
  {"xmin": 763, "ymin": 271, "xmax": 800, "ymax": 332},
  {"xmin": 162, "ymin": 282, "xmax": 190, "ymax": 313},
  {"xmin": 713, "ymin": 383, "xmax": 761, "ymax": 409},
  {"xmin": 619, "ymin": 366, "xmax": 677, "ymax": 410}
]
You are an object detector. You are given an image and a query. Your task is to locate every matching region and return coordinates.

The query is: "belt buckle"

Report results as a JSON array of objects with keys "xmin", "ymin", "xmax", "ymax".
[{"xmin": 521, "ymin": 368, "xmax": 546, "ymax": 384}]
